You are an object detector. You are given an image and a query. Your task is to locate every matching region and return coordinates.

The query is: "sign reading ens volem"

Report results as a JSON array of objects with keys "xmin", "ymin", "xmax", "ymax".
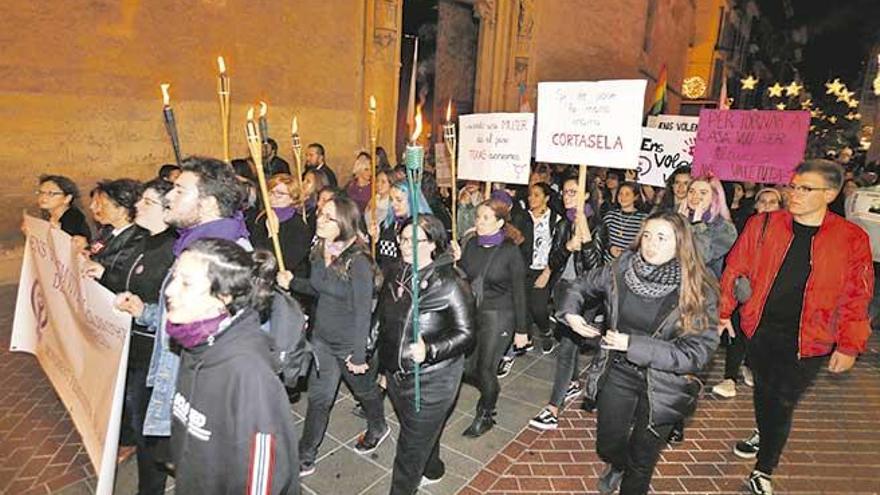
[{"xmin": 535, "ymin": 80, "xmax": 646, "ymax": 168}]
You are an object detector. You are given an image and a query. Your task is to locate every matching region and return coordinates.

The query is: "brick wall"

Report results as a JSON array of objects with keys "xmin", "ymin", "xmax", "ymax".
[{"xmin": 0, "ymin": 0, "xmax": 367, "ymax": 247}]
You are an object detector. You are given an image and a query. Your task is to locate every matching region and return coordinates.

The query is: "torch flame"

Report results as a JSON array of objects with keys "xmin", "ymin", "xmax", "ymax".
[
  {"xmin": 291, "ymin": 116, "xmax": 298, "ymax": 135},
  {"xmin": 446, "ymin": 100, "xmax": 452, "ymax": 122},
  {"xmin": 217, "ymin": 56, "xmax": 226, "ymax": 74},
  {"xmin": 369, "ymin": 95, "xmax": 376, "ymax": 111},
  {"xmin": 411, "ymin": 105, "xmax": 423, "ymax": 142},
  {"xmin": 259, "ymin": 101, "xmax": 268, "ymax": 117},
  {"xmin": 247, "ymin": 107, "xmax": 255, "ymax": 121},
  {"xmin": 160, "ymin": 83, "xmax": 171, "ymax": 106}
]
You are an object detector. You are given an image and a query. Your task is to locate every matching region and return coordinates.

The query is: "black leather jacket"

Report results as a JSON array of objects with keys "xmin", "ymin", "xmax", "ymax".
[
  {"xmin": 377, "ymin": 254, "xmax": 475, "ymax": 376},
  {"xmin": 547, "ymin": 216, "xmax": 605, "ymax": 289},
  {"xmin": 555, "ymin": 251, "xmax": 719, "ymax": 431}
]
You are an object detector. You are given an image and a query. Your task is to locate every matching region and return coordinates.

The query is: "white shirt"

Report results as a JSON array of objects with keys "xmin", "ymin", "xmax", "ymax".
[{"xmin": 530, "ymin": 209, "xmax": 552, "ymax": 270}]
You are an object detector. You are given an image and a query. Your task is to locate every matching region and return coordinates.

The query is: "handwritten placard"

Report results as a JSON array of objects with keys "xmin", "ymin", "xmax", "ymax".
[
  {"xmin": 636, "ymin": 127, "xmax": 696, "ymax": 187},
  {"xmin": 647, "ymin": 114, "xmax": 699, "ymax": 133},
  {"xmin": 692, "ymin": 109, "xmax": 810, "ymax": 184},
  {"xmin": 434, "ymin": 142, "xmax": 452, "ymax": 188},
  {"xmin": 535, "ymin": 80, "xmax": 647, "ymax": 168},
  {"xmin": 458, "ymin": 113, "xmax": 535, "ymax": 185}
]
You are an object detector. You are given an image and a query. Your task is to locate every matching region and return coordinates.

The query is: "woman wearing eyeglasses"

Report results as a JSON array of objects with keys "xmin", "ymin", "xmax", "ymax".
[
  {"xmin": 377, "ymin": 215, "xmax": 474, "ymax": 494},
  {"xmin": 33, "ymin": 174, "xmax": 92, "ymax": 242},
  {"xmin": 373, "ymin": 181, "xmax": 433, "ymax": 270},
  {"xmin": 276, "ymin": 196, "xmax": 388, "ymax": 478},
  {"xmin": 252, "ymin": 174, "xmax": 313, "ymax": 279}
]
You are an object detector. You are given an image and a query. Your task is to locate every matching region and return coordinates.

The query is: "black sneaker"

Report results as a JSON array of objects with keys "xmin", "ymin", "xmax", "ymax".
[
  {"xmin": 597, "ymin": 464, "xmax": 624, "ymax": 494},
  {"xmin": 747, "ymin": 470, "xmax": 773, "ymax": 494},
  {"xmin": 734, "ymin": 430, "xmax": 760, "ymax": 459},
  {"xmin": 354, "ymin": 425, "xmax": 391, "ymax": 455},
  {"xmin": 667, "ymin": 424, "xmax": 685, "ymax": 444},
  {"xmin": 299, "ymin": 461, "xmax": 316, "ymax": 477},
  {"xmin": 540, "ymin": 337, "xmax": 556, "ymax": 354},
  {"xmin": 528, "ymin": 407, "xmax": 559, "ymax": 430},
  {"xmin": 497, "ymin": 356, "xmax": 514, "ymax": 378},
  {"xmin": 513, "ymin": 341, "xmax": 534, "ymax": 356},
  {"xmin": 563, "ymin": 381, "xmax": 582, "ymax": 403}
]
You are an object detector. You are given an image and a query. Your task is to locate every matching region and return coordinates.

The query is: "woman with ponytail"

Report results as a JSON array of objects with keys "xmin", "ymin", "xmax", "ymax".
[
  {"xmin": 163, "ymin": 238, "xmax": 300, "ymax": 494},
  {"xmin": 556, "ymin": 211, "xmax": 719, "ymax": 495},
  {"xmin": 455, "ymin": 200, "xmax": 528, "ymax": 437}
]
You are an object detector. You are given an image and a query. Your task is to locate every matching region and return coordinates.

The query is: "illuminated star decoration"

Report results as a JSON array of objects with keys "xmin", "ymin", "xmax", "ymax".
[
  {"xmin": 740, "ymin": 75, "xmax": 759, "ymax": 90},
  {"xmin": 847, "ymin": 99, "xmax": 859, "ymax": 108},
  {"xmin": 825, "ymin": 78, "xmax": 845, "ymax": 95},
  {"xmin": 776, "ymin": 103, "xmax": 786, "ymax": 110},
  {"xmin": 810, "ymin": 108, "xmax": 823, "ymax": 118},
  {"xmin": 785, "ymin": 81, "xmax": 803, "ymax": 97},
  {"xmin": 768, "ymin": 82, "xmax": 785, "ymax": 97},
  {"xmin": 828, "ymin": 116, "xmax": 838, "ymax": 124},
  {"xmin": 800, "ymin": 98, "xmax": 813, "ymax": 109},
  {"xmin": 845, "ymin": 112, "xmax": 862, "ymax": 120},
  {"xmin": 836, "ymin": 89, "xmax": 855, "ymax": 103}
]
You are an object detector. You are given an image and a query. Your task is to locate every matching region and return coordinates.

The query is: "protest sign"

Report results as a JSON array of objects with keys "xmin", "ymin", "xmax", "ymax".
[
  {"xmin": 458, "ymin": 112, "xmax": 534, "ymax": 185},
  {"xmin": 11, "ymin": 216, "xmax": 130, "ymax": 495},
  {"xmin": 647, "ymin": 114, "xmax": 699, "ymax": 133},
  {"xmin": 691, "ymin": 109, "xmax": 810, "ymax": 184},
  {"xmin": 636, "ymin": 127, "xmax": 696, "ymax": 187},
  {"xmin": 434, "ymin": 142, "xmax": 452, "ymax": 188},
  {"xmin": 535, "ymin": 80, "xmax": 647, "ymax": 168}
]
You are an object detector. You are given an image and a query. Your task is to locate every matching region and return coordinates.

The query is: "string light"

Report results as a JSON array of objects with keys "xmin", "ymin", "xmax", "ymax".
[
  {"xmin": 847, "ymin": 99, "xmax": 859, "ymax": 108},
  {"xmin": 768, "ymin": 82, "xmax": 785, "ymax": 97},
  {"xmin": 776, "ymin": 102, "xmax": 786, "ymax": 110},
  {"xmin": 835, "ymin": 89, "xmax": 854, "ymax": 103},
  {"xmin": 740, "ymin": 75, "xmax": 759, "ymax": 90},
  {"xmin": 800, "ymin": 99, "xmax": 813, "ymax": 109},
  {"xmin": 785, "ymin": 81, "xmax": 803, "ymax": 97},
  {"xmin": 825, "ymin": 79, "xmax": 845, "ymax": 95}
]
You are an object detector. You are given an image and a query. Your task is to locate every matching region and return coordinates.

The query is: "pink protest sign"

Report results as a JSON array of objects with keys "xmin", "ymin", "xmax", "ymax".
[{"xmin": 692, "ymin": 109, "xmax": 810, "ymax": 184}]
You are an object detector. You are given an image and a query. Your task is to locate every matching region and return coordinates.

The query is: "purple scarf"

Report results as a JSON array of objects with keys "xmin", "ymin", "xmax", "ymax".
[
  {"xmin": 273, "ymin": 206, "xmax": 297, "ymax": 223},
  {"xmin": 566, "ymin": 204, "xmax": 594, "ymax": 223},
  {"xmin": 166, "ymin": 312, "xmax": 228, "ymax": 349},
  {"xmin": 173, "ymin": 213, "xmax": 251, "ymax": 256},
  {"xmin": 477, "ymin": 230, "xmax": 505, "ymax": 247}
]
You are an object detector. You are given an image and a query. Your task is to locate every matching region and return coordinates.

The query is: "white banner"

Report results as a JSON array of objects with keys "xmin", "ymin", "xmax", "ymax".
[
  {"xmin": 11, "ymin": 216, "xmax": 130, "ymax": 495},
  {"xmin": 636, "ymin": 127, "xmax": 697, "ymax": 187},
  {"xmin": 536, "ymin": 80, "xmax": 647, "ymax": 168},
  {"xmin": 646, "ymin": 114, "xmax": 700, "ymax": 133},
  {"xmin": 458, "ymin": 112, "xmax": 535, "ymax": 185}
]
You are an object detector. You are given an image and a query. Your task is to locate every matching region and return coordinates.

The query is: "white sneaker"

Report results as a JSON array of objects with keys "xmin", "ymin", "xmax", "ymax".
[
  {"xmin": 747, "ymin": 470, "xmax": 773, "ymax": 494},
  {"xmin": 741, "ymin": 366, "xmax": 754, "ymax": 387},
  {"xmin": 712, "ymin": 378, "xmax": 737, "ymax": 398}
]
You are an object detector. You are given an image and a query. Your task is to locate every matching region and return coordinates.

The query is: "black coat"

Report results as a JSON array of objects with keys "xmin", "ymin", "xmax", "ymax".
[
  {"xmin": 377, "ymin": 255, "xmax": 475, "ymax": 376},
  {"xmin": 547, "ymin": 216, "xmax": 605, "ymax": 290},
  {"xmin": 59, "ymin": 207, "xmax": 92, "ymax": 242},
  {"xmin": 92, "ymin": 224, "xmax": 150, "ymax": 294},
  {"xmin": 556, "ymin": 251, "xmax": 719, "ymax": 429},
  {"xmin": 252, "ymin": 211, "xmax": 313, "ymax": 278}
]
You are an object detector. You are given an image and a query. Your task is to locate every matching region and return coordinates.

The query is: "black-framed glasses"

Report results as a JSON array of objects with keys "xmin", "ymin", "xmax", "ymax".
[
  {"xmin": 783, "ymin": 184, "xmax": 831, "ymax": 194},
  {"xmin": 398, "ymin": 236, "xmax": 429, "ymax": 246},
  {"xmin": 35, "ymin": 190, "xmax": 65, "ymax": 197}
]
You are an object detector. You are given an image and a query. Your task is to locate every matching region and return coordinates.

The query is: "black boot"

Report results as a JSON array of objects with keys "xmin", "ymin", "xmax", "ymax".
[{"xmin": 462, "ymin": 409, "xmax": 496, "ymax": 437}]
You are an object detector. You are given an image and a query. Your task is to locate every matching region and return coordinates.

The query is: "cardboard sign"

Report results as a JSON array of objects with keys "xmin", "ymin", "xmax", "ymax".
[
  {"xmin": 691, "ymin": 109, "xmax": 810, "ymax": 184},
  {"xmin": 535, "ymin": 80, "xmax": 647, "ymax": 168},
  {"xmin": 636, "ymin": 127, "xmax": 696, "ymax": 187},
  {"xmin": 647, "ymin": 114, "xmax": 700, "ymax": 133},
  {"xmin": 434, "ymin": 142, "xmax": 453, "ymax": 188},
  {"xmin": 458, "ymin": 112, "xmax": 535, "ymax": 185},
  {"xmin": 11, "ymin": 216, "xmax": 130, "ymax": 495}
]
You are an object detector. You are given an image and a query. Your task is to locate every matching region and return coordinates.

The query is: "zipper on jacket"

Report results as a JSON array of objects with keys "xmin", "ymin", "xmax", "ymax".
[{"xmin": 124, "ymin": 253, "xmax": 145, "ymax": 292}]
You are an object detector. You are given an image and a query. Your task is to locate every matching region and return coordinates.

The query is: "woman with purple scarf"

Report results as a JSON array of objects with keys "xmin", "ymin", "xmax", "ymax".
[
  {"xmin": 455, "ymin": 200, "xmax": 528, "ymax": 437},
  {"xmin": 529, "ymin": 176, "xmax": 607, "ymax": 430},
  {"xmin": 252, "ymin": 174, "xmax": 313, "ymax": 278}
]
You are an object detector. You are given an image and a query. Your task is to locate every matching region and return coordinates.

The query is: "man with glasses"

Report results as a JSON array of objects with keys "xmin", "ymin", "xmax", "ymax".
[{"xmin": 718, "ymin": 159, "xmax": 874, "ymax": 495}]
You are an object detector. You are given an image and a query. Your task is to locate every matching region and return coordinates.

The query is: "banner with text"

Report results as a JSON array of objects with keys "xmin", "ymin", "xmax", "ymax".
[
  {"xmin": 636, "ymin": 127, "xmax": 696, "ymax": 187},
  {"xmin": 11, "ymin": 216, "xmax": 130, "ymax": 495},
  {"xmin": 536, "ymin": 80, "xmax": 647, "ymax": 168},
  {"xmin": 646, "ymin": 114, "xmax": 700, "ymax": 133},
  {"xmin": 691, "ymin": 109, "xmax": 810, "ymax": 184},
  {"xmin": 458, "ymin": 112, "xmax": 534, "ymax": 185}
]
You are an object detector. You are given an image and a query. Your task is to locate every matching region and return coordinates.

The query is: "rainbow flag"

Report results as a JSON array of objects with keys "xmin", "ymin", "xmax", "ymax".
[{"xmin": 649, "ymin": 64, "xmax": 667, "ymax": 115}]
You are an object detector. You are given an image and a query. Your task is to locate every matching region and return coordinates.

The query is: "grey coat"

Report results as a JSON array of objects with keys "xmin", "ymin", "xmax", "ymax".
[{"xmin": 555, "ymin": 251, "xmax": 720, "ymax": 432}]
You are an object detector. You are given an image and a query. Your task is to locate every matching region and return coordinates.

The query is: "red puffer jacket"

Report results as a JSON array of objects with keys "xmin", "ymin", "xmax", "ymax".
[{"xmin": 720, "ymin": 210, "xmax": 874, "ymax": 357}]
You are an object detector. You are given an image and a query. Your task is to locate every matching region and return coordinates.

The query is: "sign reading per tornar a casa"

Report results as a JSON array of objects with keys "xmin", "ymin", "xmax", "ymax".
[
  {"xmin": 457, "ymin": 112, "xmax": 534, "ymax": 185},
  {"xmin": 692, "ymin": 109, "xmax": 810, "ymax": 184},
  {"xmin": 535, "ymin": 80, "xmax": 647, "ymax": 168}
]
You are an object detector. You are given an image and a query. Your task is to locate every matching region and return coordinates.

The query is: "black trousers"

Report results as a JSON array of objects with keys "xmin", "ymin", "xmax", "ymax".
[
  {"xmin": 464, "ymin": 309, "xmax": 514, "ymax": 412},
  {"xmin": 386, "ymin": 359, "xmax": 463, "ymax": 495},
  {"xmin": 596, "ymin": 361, "xmax": 673, "ymax": 495},
  {"xmin": 723, "ymin": 311, "xmax": 750, "ymax": 380},
  {"xmin": 749, "ymin": 327, "xmax": 824, "ymax": 474},
  {"xmin": 299, "ymin": 340, "xmax": 386, "ymax": 464},
  {"xmin": 123, "ymin": 366, "xmax": 168, "ymax": 495},
  {"xmin": 526, "ymin": 269, "xmax": 552, "ymax": 337}
]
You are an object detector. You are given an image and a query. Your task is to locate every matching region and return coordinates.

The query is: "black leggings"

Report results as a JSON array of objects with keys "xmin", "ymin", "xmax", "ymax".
[
  {"xmin": 526, "ymin": 269, "xmax": 552, "ymax": 337},
  {"xmin": 723, "ymin": 311, "xmax": 750, "ymax": 380},
  {"xmin": 465, "ymin": 309, "xmax": 515, "ymax": 412}
]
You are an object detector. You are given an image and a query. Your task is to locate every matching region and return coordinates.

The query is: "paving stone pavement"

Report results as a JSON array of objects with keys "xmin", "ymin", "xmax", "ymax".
[{"xmin": 2, "ymin": 281, "xmax": 879, "ymax": 494}]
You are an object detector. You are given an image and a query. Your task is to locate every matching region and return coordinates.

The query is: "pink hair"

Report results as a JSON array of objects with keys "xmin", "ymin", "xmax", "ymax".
[{"xmin": 691, "ymin": 175, "xmax": 731, "ymax": 222}]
